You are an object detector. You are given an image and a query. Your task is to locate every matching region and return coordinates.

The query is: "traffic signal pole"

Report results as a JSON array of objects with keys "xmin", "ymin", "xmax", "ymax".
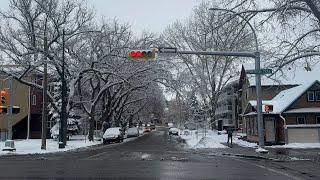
[{"xmin": 8, "ymin": 76, "xmax": 13, "ymax": 140}]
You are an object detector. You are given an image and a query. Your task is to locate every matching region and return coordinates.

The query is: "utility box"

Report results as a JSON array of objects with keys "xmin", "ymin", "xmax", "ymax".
[{"xmin": 2, "ymin": 140, "xmax": 16, "ymax": 151}]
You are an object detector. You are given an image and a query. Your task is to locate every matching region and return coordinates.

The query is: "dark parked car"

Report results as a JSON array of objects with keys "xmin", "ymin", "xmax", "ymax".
[
  {"xmin": 103, "ymin": 127, "xmax": 124, "ymax": 144},
  {"xmin": 169, "ymin": 127, "xmax": 179, "ymax": 135}
]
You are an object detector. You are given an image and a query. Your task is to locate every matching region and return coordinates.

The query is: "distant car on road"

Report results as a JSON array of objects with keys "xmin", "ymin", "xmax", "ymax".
[
  {"xmin": 150, "ymin": 124, "xmax": 156, "ymax": 130},
  {"xmin": 127, "ymin": 127, "xmax": 139, "ymax": 138},
  {"xmin": 144, "ymin": 126, "xmax": 152, "ymax": 133},
  {"xmin": 103, "ymin": 127, "xmax": 124, "ymax": 144},
  {"xmin": 169, "ymin": 127, "xmax": 179, "ymax": 135}
]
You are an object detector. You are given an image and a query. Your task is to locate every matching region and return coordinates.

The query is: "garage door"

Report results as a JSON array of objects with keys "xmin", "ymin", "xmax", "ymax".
[{"xmin": 287, "ymin": 128, "xmax": 320, "ymax": 143}]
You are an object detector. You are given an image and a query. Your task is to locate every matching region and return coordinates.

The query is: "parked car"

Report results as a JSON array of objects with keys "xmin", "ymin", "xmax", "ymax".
[
  {"xmin": 144, "ymin": 126, "xmax": 152, "ymax": 133},
  {"xmin": 181, "ymin": 129, "xmax": 190, "ymax": 136},
  {"xmin": 103, "ymin": 127, "xmax": 124, "ymax": 144},
  {"xmin": 150, "ymin": 124, "xmax": 156, "ymax": 130},
  {"xmin": 169, "ymin": 127, "xmax": 179, "ymax": 135},
  {"xmin": 127, "ymin": 127, "xmax": 139, "ymax": 138}
]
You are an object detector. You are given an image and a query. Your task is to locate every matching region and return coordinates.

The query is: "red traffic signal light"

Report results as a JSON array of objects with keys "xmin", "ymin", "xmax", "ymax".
[
  {"xmin": 264, "ymin": 105, "xmax": 273, "ymax": 113},
  {"xmin": 129, "ymin": 49, "xmax": 156, "ymax": 60},
  {"xmin": 0, "ymin": 89, "xmax": 8, "ymax": 106}
]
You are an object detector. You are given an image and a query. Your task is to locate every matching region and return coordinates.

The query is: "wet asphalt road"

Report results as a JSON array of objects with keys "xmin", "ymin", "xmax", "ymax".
[{"xmin": 0, "ymin": 127, "xmax": 317, "ymax": 179}]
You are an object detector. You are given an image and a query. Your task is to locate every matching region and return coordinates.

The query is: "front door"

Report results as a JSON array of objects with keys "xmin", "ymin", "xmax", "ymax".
[{"xmin": 265, "ymin": 117, "xmax": 275, "ymax": 142}]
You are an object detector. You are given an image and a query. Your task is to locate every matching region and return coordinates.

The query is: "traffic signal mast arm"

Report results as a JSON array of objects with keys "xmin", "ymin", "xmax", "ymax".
[{"xmin": 157, "ymin": 47, "xmax": 258, "ymax": 58}]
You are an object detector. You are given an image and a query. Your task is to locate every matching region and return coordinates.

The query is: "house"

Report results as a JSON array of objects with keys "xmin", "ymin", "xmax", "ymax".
[
  {"xmin": 244, "ymin": 80, "xmax": 320, "ymax": 144},
  {"xmin": 214, "ymin": 81, "xmax": 240, "ymax": 131},
  {"xmin": 0, "ymin": 73, "xmax": 44, "ymax": 140},
  {"xmin": 239, "ymin": 62, "xmax": 320, "ymax": 144}
]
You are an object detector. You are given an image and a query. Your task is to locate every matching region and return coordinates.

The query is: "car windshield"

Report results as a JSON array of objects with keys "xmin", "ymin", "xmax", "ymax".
[{"xmin": 105, "ymin": 128, "xmax": 121, "ymax": 134}]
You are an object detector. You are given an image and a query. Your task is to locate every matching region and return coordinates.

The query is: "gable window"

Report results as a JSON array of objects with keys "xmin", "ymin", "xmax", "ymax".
[
  {"xmin": 32, "ymin": 95, "xmax": 36, "ymax": 105},
  {"xmin": 307, "ymin": 91, "xmax": 315, "ymax": 102},
  {"xmin": 296, "ymin": 116, "xmax": 306, "ymax": 124},
  {"xmin": 316, "ymin": 116, "xmax": 320, "ymax": 124},
  {"xmin": 315, "ymin": 91, "xmax": 320, "ymax": 101}
]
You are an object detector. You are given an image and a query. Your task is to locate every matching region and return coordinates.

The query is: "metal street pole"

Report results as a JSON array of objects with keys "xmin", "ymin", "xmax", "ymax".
[
  {"xmin": 41, "ymin": 35, "xmax": 48, "ymax": 150},
  {"xmin": 27, "ymin": 86, "xmax": 31, "ymax": 139},
  {"xmin": 255, "ymin": 53, "xmax": 264, "ymax": 148},
  {"xmin": 7, "ymin": 76, "xmax": 13, "ymax": 140}
]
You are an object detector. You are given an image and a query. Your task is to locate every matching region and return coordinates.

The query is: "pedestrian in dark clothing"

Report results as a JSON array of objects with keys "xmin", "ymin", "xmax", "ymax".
[{"xmin": 226, "ymin": 127, "xmax": 234, "ymax": 147}]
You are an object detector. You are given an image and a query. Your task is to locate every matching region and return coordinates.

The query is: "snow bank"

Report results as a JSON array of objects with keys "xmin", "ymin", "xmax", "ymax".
[
  {"xmin": 0, "ymin": 135, "xmax": 100, "ymax": 155},
  {"xmin": 180, "ymin": 129, "xmax": 257, "ymax": 149},
  {"xmin": 270, "ymin": 143, "xmax": 320, "ymax": 149},
  {"xmin": 194, "ymin": 136, "xmax": 227, "ymax": 149}
]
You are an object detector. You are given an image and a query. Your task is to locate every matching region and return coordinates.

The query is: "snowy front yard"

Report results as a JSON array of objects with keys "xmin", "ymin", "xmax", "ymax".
[
  {"xmin": 0, "ymin": 135, "xmax": 101, "ymax": 155},
  {"xmin": 179, "ymin": 129, "xmax": 320, "ymax": 150},
  {"xmin": 179, "ymin": 129, "xmax": 257, "ymax": 149}
]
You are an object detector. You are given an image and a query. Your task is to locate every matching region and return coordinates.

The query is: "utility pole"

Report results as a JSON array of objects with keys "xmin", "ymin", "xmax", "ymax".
[
  {"xmin": 255, "ymin": 53, "xmax": 264, "ymax": 148},
  {"xmin": 7, "ymin": 76, "xmax": 13, "ymax": 140},
  {"xmin": 41, "ymin": 35, "xmax": 48, "ymax": 150},
  {"xmin": 27, "ymin": 86, "xmax": 31, "ymax": 139},
  {"xmin": 60, "ymin": 29, "xmax": 67, "ymax": 148}
]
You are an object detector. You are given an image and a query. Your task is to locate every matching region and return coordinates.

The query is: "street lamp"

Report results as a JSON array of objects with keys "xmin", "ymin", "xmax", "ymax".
[{"xmin": 209, "ymin": 7, "xmax": 265, "ymax": 149}]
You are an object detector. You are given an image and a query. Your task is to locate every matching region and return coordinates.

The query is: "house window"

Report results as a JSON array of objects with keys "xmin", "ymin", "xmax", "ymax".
[
  {"xmin": 47, "ymin": 120, "xmax": 55, "ymax": 128},
  {"xmin": 296, "ymin": 116, "xmax": 306, "ymax": 124},
  {"xmin": 32, "ymin": 95, "xmax": 36, "ymax": 105},
  {"xmin": 315, "ymin": 91, "xmax": 320, "ymax": 101},
  {"xmin": 316, "ymin": 116, "xmax": 320, "ymax": 124},
  {"xmin": 307, "ymin": 91, "xmax": 315, "ymax": 101}
]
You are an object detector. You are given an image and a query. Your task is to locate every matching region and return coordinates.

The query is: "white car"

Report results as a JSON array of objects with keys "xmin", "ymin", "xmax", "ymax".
[
  {"xmin": 103, "ymin": 127, "xmax": 124, "ymax": 144},
  {"xmin": 127, "ymin": 127, "xmax": 139, "ymax": 138},
  {"xmin": 169, "ymin": 127, "xmax": 179, "ymax": 135}
]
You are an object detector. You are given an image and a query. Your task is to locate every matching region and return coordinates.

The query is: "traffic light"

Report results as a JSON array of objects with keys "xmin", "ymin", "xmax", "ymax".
[
  {"xmin": 129, "ymin": 49, "xmax": 156, "ymax": 60},
  {"xmin": 0, "ymin": 89, "xmax": 8, "ymax": 106},
  {"xmin": 264, "ymin": 105, "xmax": 273, "ymax": 113}
]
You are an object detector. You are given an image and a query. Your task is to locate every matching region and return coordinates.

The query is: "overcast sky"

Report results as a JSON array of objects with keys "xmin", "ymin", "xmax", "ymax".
[{"xmin": 0, "ymin": 0, "xmax": 201, "ymax": 36}]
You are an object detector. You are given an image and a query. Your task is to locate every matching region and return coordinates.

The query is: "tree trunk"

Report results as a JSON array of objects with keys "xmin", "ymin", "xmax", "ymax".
[{"xmin": 88, "ymin": 116, "xmax": 95, "ymax": 141}]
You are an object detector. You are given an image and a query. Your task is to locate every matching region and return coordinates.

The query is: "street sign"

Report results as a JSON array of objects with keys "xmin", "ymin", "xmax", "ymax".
[
  {"xmin": 158, "ymin": 47, "xmax": 177, "ymax": 54},
  {"xmin": 246, "ymin": 68, "xmax": 272, "ymax": 75}
]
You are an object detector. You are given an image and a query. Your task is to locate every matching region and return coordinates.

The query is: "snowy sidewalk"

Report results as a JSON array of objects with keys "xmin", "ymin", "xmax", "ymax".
[
  {"xmin": 0, "ymin": 135, "xmax": 101, "ymax": 156},
  {"xmin": 179, "ymin": 129, "xmax": 320, "ymax": 162}
]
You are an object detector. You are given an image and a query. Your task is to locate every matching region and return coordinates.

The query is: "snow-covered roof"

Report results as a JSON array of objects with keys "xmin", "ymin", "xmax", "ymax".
[
  {"xmin": 284, "ymin": 108, "xmax": 320, "ymax": 114},
  {"xmin": 242, "ymin": 62, "xmax": 320, "ymax": 86},
  {"xmin": 247, "ymin": 80, "xmax": 319, "ymax": 114}
]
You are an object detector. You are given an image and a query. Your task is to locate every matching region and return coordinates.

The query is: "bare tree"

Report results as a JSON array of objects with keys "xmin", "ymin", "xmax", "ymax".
[
  {"xmin": 162, "ymin": 2, "xmax": 254, "ymax": 128},
  {"xmin": 216, "ymin": 0, "xmax": 320, "ymax": 72}
]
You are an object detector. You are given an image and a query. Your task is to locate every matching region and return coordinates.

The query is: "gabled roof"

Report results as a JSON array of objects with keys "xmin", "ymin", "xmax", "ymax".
[
  {"xmin": 247, "ymin": 80, "xmax": 320, "ymax": 114},
  {"xmin": 241, "ymin": 62, "xmax": 320, "ymax": 87}
]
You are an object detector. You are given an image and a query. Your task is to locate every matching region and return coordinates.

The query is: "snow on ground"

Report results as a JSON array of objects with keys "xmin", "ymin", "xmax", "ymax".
[
  {"xmin": 269, "ymin": 143, "xmax": 320, "ymax": 149},
  {"xmin": 0, "ymin": 135, "xmax": 101, "ymax": 155},
  {"xmin": 180, "ymin": 129, "xmax": 257, "ymax": 149}
]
